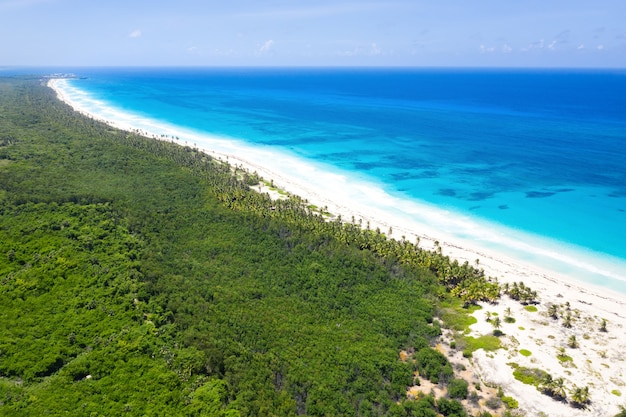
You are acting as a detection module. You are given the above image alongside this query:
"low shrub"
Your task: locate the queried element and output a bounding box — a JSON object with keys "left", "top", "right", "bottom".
{"left": 512, "top": 366, "right": 548, "bottom": 387}
{"left": 485, "top": 396, "right": 501, "bottom": 410}
{"left": 448, "top": 378, "right": 469, "bottom": 399}
{"left": 415, "top": 347, "right": 453, "bottom": 384}
{"left": 501, "top": 395, "right": 519, "bottom": 409}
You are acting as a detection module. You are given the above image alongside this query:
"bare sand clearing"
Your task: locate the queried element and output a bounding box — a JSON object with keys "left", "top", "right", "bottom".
{"left": 48, "top": 78, "right": 626, "bottom": 416}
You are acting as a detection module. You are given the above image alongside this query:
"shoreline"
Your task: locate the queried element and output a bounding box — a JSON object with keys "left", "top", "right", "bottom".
{"left": 46, "top": 78, "right": 626, "bottom": 308}
{"left": 48, "top": 78, "right": 626, "bottom": 416}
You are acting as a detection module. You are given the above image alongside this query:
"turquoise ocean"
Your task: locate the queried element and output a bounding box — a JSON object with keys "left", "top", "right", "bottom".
{"left": 52, "top": 67, "right": 626, "bottom": 293}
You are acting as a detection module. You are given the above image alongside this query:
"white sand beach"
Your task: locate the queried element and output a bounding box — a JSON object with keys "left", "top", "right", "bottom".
{"left": 48, "top": 78, "right": 626, "bottom": 416}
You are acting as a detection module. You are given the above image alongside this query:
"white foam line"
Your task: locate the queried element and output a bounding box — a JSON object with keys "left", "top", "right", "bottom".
{"left": 47, "top": 77, "right": 626, "bottom": 309}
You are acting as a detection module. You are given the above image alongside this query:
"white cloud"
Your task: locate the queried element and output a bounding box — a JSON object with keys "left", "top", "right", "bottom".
{"left": 187, "top": 46, "right": 199, "bottom": 54}
{"left": 597, "top": 44, "right": 605, "bottom": 50}
{"left": 577, "top": 44, "right": 585, "bottom": 50}
{"left": 129, "top": 29, "right": 142, "bottom": 38}
{"left": 547, "top": 40, "right": 557, "bottom": 50}
{"left": 370, "top": 43, "right": 381, "bottom": 55}
{"left": 479, "top": 45, "right": 495, "bottom": 53}
{"left": 258, "top": 39, "right": 274, "bottom": 54}
{"left": 502, "top": 44, "right": 513, "bottom": 53}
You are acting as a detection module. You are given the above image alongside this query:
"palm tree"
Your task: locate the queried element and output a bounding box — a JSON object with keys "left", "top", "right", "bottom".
{"left": 568, "top": 335, "right": 578, "bottom": 348}
{"left": 548, "top": 304, "right": 559, "bottom": 319}
{"left": 491, "top": 317, "right": 502, "bottom": 336}
{"left": 562, "top": 313, "right": 573, "bottom": 328}
{"left": 552, "top": 377, "right": 567, "bottom": 400}
{"left": 599, "top": 318, "right": 608, "bottom": 332}
{"left": 485, "top": 311, "right": 492, "bottom": 322}
{"left": 540, "top": 373, "right": 555, "bottom": 396}
{"left": 508, "top": 282, "right": 520, "bottom": 300}
{"left": 504, "top": 306, "right": 515, "bottom": 323}
{"left": 570, "top": 385, "right": 590, "bottom": 408}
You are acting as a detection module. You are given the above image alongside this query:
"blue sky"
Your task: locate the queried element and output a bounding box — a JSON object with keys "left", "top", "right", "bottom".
{"left": 1, "top": 0, "right": 625, "bottom": 67}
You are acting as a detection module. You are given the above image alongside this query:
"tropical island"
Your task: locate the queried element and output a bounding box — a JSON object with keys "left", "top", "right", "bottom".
{"left": 0, "top": 76, "right": 625, "bottom": 417}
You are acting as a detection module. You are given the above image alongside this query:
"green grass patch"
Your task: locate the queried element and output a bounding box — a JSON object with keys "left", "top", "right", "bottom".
{"left": 463, "top": 335, "right": 501, "bottom": 353}
{"left": 518, "top": 326, "right": 525, "bottom": 330}
{"left": 511, "top": 366, "right": 548, "bottom": 387}
{"left": 524, "top": 305, "right": 538, "bottom": 312}
{"left": 612, "top": 389, "right": 622, "bottom": 396}
{"left": 557, "top": 354, "right": 573, "bottom": 362}
{"left": 504, "top": 317, "right": 516, "bottom": 323}
{"left": 439, "top": 301, "right": 479, "bottom": 332}
{"left": 519, "top": 349, "right": 532, "bottom": 357}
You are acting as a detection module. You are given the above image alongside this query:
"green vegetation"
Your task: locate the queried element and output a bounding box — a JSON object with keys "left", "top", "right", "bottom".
{"left": 600, "top": 318, "right": 608, "bottom": 332}
{"left": 612, "top": 390, "right": 622, "bottom": 396}
{"left": 436, "top": 397, "right": 468, "bottom": 417}
{"left": 562, "top": 313, "right": 574, "bottom": 328}
{"left": 501, "top": 395, "right": 519, "bottom": 409}
{"left": 484, "top": 396, "right": 501, "bottom": 410}
{"left": 438, "top": 300, "right": 479, "bottom": 332}
{"left": 415, "top": 348, "right": 453, "bottom": 384}
{"left": 548, "top": 304, "right": 559, "bottom": 319}
{"left": 524, "top": 305, "right": 538, "bottom": 312}
{"left": 502, "top": 281, "right": 538, "bottom": 304}
{"left": 511, "top": 365, "right": 548, "bottom": 387}
{"left": 448, "top": 378, "right": 469, "bottom": 400}
{"left": 462, "top": 335, "right": 502, "bottom": 353}
{"left": 490, "top": 316, "right": 501, "bottom": 334}
{"left": 570, "top": 385, "right": 591, "bottom": 408}
{"left": 519, "top": 349, "right": 532, "bottom": 357}
{"left": 0, "top": 77, "right": 509, "bottom": 416}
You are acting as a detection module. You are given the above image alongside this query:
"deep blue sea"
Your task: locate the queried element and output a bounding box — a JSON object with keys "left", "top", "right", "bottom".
{"left": 51, "top": 67, "right": 626, "bottom": 292}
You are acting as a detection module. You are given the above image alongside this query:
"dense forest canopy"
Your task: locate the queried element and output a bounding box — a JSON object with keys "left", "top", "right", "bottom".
{"left": 0, "top": 77, "right": 498, "bottom": 416}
